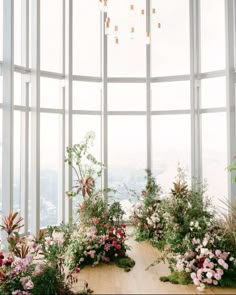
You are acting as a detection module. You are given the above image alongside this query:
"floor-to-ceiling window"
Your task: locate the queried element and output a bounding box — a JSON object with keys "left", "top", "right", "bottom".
{"left": 0, "top": 0, "right": 235, "bottom": 235}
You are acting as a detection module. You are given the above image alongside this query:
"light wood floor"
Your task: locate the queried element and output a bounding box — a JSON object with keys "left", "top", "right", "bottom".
{"left": 72, "top": 234, "right": 236, "bottom": 294}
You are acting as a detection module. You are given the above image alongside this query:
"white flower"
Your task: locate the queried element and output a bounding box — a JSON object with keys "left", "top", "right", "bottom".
{"left": 206, "top": 272, "right": 213, "bottom": 279}
{"left": 200, "top": 248, "right": 208, "bottom": 255}
{"left": 229, "top": 257, "right": 235, "bottom": 261}
{"left": 197, "top": 283, "right": 205, "bottom": 292}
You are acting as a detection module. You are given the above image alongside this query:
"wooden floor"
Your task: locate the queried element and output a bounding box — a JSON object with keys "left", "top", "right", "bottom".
{"left": 72, "top": 233, "right": 236, "bottom": 294}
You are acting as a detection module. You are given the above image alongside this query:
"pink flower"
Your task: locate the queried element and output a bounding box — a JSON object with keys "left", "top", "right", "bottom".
{"left": 89, "top": 250, "right": 96, "bottom": 259}
{"left": 214, "top": 273, "right": 221, "bottom": 281}
{"left": 206, "top": 278, "right": 212, "bottom": 284}
{"left": 216, "top": 268, "right": 224, "bottom": 276}
{"left": 104, "top": 257, "right": 110, "bottom": 263}
{"left": 93, "top": 217, "right": 99, "bottom": 225}
{"left": 218, "top": 258, "right": 225, "bottom": 266}
{"left": 222, "top": 262, "right": 228, "bottom": 270}
{"left": 193, "top": 278, "right": 200, "bottom": 286}
{"left": 215, "top": 250, "right": 222, "bottom": 257}
{"left": 213, "top": 280, "right": 218, "bottom": 285}
{"left": 104, "top": 243, "right": 111, "bottom": 252}
{"left": 24, "top": 280, "right": 34, "bottom": 290}
{"left": 209, "top": 262, "right": 215, "bottom": 269}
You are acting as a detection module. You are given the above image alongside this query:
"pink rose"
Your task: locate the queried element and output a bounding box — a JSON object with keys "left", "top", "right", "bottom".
{"left": 215, "top": 250, "right": 222, "bottom": 257}
{"left": 193, "top": 278, "right": 200, "bottom": 286}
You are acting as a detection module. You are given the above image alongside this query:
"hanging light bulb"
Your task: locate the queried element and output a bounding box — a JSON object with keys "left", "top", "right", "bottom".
{"left": 98, "top": 0, "right": 103, "bottom": 11}
{"left": 105, "top": 19, "right": 111, "bottom": 35}
{"left": 141, "top": 9, "right": 145, "bottom": 16}
{"left": 130, "top": 27, "right": 135, "bottom": 39}
{"left": 146, "top": 31, "right": 150, "bottom": 45}
{"left": 103, "top": 0, "right": 108, "bottom": 12}
{"left": 157, "top": 22, "right": 161, "bottom": 29}
{"left": 115, "top": 37, "right": 119, "bottom": 44}
{"left": 152, "top": 8, "right": 157, "bottom": 21}
{"left": 114, "top": 25, "right": 119, "bottom": 38}
{"left": 130, "top": 4, "right": 135, "bottom": 18}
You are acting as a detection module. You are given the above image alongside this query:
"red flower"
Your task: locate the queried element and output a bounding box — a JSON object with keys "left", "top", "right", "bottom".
{"left": 74, "top": 264, "right": 80, "bottom": 273}
{"left": 104, "top": 257, "right": 110, "bottom": 263}
{"left": 121, "top": 224, "right": 126, "bottom": 228}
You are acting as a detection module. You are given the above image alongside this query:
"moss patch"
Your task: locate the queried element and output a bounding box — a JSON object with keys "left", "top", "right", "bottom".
{"left": 115, "top": 257, "right": 135, "bottom": 272}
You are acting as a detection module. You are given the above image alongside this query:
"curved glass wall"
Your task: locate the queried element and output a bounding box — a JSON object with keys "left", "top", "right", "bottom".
{"left": 0, "top": 0, "right": 236, "bottom": 234}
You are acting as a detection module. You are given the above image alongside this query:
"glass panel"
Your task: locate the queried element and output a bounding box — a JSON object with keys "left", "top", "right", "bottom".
{"left": 40, "top": 78, "right": 62, "bottom": 109}
{"left": 152, "top": 81, "right": 190, "bottom": 111}
{"left": 151, "top": 0, "right": 190, "bottom": 77}
{"left": 14, "top": 72, "right": 23, "bottom": 105}
{"left": 200, "top": 0, "right": 225, "bottom": 72}
{"left": 152, "top": 115, "right": 191, "bottom": 193}
{"left": 73, "top": 0, "right": 101, "bottom": 76}
{"left": 14, "top": 0, "right": 22, "bottom": 65}
{"left": 0, "top": 0, "right": 3, "bottom": 61}
{"left": 40, "top": 113, "right": 62, "bottom": 227}
{"left": 72, "top": 115, "right": 102, "bottom": 217}
{"left": 108, "top": 116, "right": 146, "bottom": 217}
{"left": 73, "top": 81, "right": 101, "bottom": 111}
{"left": 0, "top": 110, "right": 2, "bottom": 217}
{"left": 0, "top": 76, "right": 2, "bottom": 103}
{"left": 107, "top": 0, "right": 146, "bottom": 77}
{"left": 201, "top": 77, "right": 226, "bottom": 109}
{"left": 108, "top": 83, "right": 146, "bottom": 111}
{"left": 13, "top": 111, "right": 21, "bottom": 212}
{"left": 41, "top": 0, "right": 63, "bottom": 72}
{"left": 202, "top": 113, "right": 227, "bottom": 209}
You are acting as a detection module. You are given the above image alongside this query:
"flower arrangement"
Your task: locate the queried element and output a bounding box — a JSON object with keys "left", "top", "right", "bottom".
{"left": 130, "top": 169, "right": 165, "bottom": 248}
{"left": 64, "top": 132, "right": 135, "bottom": 272}
{"left": 0, "top": 212, "right": 93, "bottom": 295}
{"left": 144, "top": 166, "right": 236, "bottom": 291}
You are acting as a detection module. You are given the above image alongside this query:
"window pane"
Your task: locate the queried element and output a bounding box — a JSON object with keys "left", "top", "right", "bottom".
{"left": 108, "top": 83, "right": 146, "bottom": 111}
{"left": 202, "top": 113, "right": 227, "bottom": 209}
{"left": 72, "top": 115, "right": 102, "bottom": 215}
{"left": 201, "top": 77, "right": 226, "bottom": 109}
{"left": 73, "top": 0, "right": 101, "bottom": 76}
{"left": 0, "top": 76, "right": 2, "bottom": 103}
{"left": 151, "top": 0, "right": 190, "bottom": 76}
{"left": 73, "top": 82, "right": 101, "bottom": 111}
{"left": 0, "top": 110, "right": 2, "bottom": 216}
{"left": 40, "top": 114, "right": 62, "bottom": 227}
{"left": 14, "top": 73, "right": 22, "bottom": 105}
{"left": 0, "top": 0, "right": 3, "bottom": 61}
{"left": 108, "top": 116, "right": 146, "bottom": 216}
{"left": 14, "top": 111, "right": 21, "bottom": 212}
{"left": 152, "top": 81, "right": 190, "bottom": 111}
{"left": 40, "top": 78, "right": 62, "bottom": 109}
{"left": 41, "top": 0, "right": 63, "bottom": 72}
{"left": 107, "top": 0, "right": 146, "bottom": 77}
{"left": 152, "top": 115, "right": 191, "bottom": 193}
{"left": 14, "top": 0, "right": 22, "bottom": 65}
{"left": 200, "top": 0, "right": 225, "bottom": 72}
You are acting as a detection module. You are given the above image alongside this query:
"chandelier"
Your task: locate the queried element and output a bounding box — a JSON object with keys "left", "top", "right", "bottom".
{"left": 98, "top": 0, "right": 161, "bottom": 44}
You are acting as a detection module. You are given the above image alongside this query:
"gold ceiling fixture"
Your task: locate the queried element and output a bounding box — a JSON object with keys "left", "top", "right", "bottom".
{"left": 98, "top": 0, "right": 161, "bottom": 44}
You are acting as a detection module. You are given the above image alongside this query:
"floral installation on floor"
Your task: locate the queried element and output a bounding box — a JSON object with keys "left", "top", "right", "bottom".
{"left": 0, "top": 212, "right": 93, "bottom": 295}
{"left": 130, "top": 169, "right": 165, "bottom": 249}
{"left": 64, "top": 132, "right": 135, "bottom": 272}
{"left": 131, "top": 165, "right": 236, "bottom": 292}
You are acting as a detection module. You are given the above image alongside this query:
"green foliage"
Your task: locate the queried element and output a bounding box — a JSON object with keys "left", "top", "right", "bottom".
{"left": 160, "top": 271, "right": 192, "bottom": 285}
{"left": 115, "top": 257, "right": 135, "bottom": 272}
{"left": 130, "top": 169, "right": 164, "bottom": 247}
{"left": 31, "top": 265, "right": 71, "bottom": 295}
